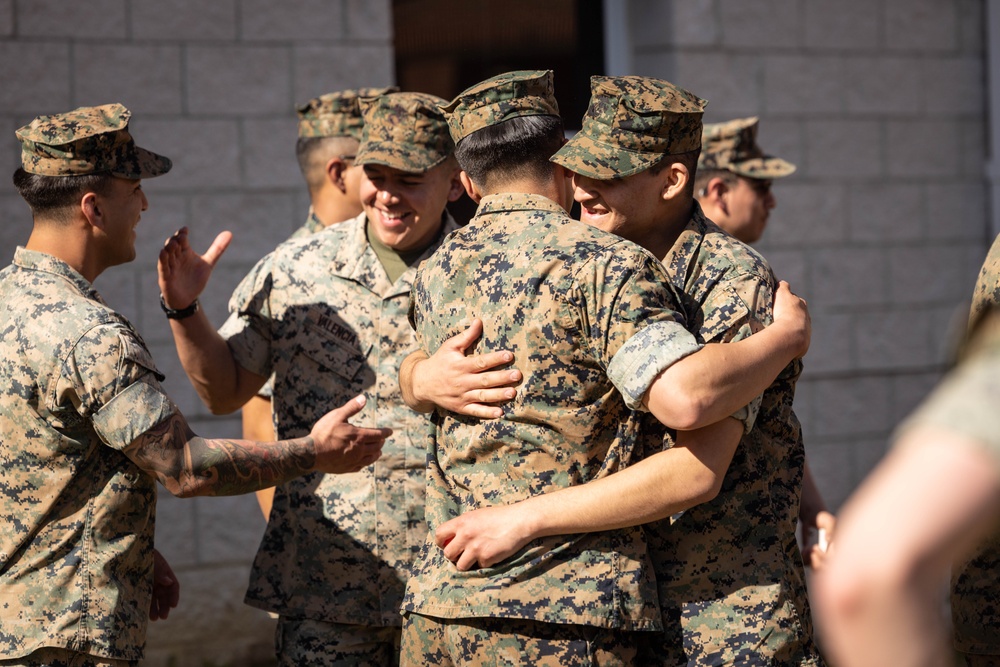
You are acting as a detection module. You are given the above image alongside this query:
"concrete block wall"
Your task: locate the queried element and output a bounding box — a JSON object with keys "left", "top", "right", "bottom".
{"left": 0, "top": 0, "right": 990, "bottom": 663}
{"left": 625, "top": 0, "right": 989, "bottom": 509}
{"left": 0, "top": 2, "right": 393, "bottom": 665}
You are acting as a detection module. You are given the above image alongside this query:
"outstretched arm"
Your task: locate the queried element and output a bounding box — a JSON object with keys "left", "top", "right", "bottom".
{"left": 436, "top": 417, "right": 743, "bottom": 570}
{"left": 158, "top": 227, "right": 265, "bottom": 414}
{"left": 126, "top": 395, "right": 390, "bottom": 498}
{"left": 645, "top": 281, "right": 811, "bottom": 430}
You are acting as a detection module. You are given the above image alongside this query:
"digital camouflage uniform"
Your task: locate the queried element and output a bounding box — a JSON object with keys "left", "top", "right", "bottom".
{"left": 646, "top": 208, "right": 821, "bottom": 666}
{"left": 950, "top": 232, "right": 1000, "bottom": 660}
{"left": 258, "top": 88, "right": 392, "bottom": 400}
{"left": 402, "top": 71, "right": 705, "bottom": 665}
{"left": 0, "top": 105, "right": 174, "bottom": 665}
{"left": 220, "top": 91, "right": 456, "bottom": 666}
{"left": 404, "top": 191, "right": 699, "bottom": 623}
{"left": 553, "top": 78, "right": 820, "bottom": 665}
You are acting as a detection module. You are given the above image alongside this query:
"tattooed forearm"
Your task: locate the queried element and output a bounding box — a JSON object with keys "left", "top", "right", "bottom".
{"left": 184, "top": 435, "right": 316, "bottom": 496}
{"left": 129, "top": 413, "right": 316, "bottom": 497}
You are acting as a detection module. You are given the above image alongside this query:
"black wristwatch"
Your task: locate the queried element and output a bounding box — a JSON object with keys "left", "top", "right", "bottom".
{"left": 159, "top": 294, "right": 200, "bottom": 320}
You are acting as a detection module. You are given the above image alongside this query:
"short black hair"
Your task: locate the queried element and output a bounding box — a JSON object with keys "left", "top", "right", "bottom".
{"left": 12, "top": 168, "right": 115, "bottom": 219}
{"left": 454, "top": 114, "right": 564, "bottom": 191}
{"left": 295, "top": 136, "right": 359, "bottom": 190}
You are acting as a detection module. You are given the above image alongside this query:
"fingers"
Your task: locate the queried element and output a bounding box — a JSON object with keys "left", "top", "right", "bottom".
{"left": 472, "top": 352, "right": 518, "bottom": 374}
{"left": 202, "top": 231, "right": 233, "bottom": 268}
{"left": 445, "top": 318, "right": 484, "bottom": 353}
{"left": 455, "top": 549, "right": 479, "bottom": 572}
{"left": 461, "top": 404, "right": 506, "bottom": 420}
{"left": 334, "top": 394, "right": 368, "bottom": 421}
{"left": 472, "top": 368, "right": 521, "bottom": 391}
{"left": 436, "top": 522, "right": 457, "bottom": 549}
{"left": 439, "top": 530, "right": 480, "bottom": 572}
{"left": 163, "top": 226, "right": 189, "bottom": 249}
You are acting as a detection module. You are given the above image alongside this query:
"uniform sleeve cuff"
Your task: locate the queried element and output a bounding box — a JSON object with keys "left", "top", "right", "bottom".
{"left": 608, "top": 321, "right": 702, "bottom": 411}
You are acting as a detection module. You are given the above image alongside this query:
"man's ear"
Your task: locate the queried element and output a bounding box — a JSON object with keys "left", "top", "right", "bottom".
{"left": 705, "top": 177, "right": 731, "bottom": 213}
{"left": 80, "top": 192, "right": 103, "bottom": 230}
{"left": 325, "top": 157, "right": 349, "bottom": 193}
{"left": 661, "top": 161, "right": 690, "bottom": 202}
{"left": 458, "top": 170, "right": 481, "bottom": 203}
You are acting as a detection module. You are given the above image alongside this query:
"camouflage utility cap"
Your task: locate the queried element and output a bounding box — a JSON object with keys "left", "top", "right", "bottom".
{"left": 16, "top": 103, "right": 171, "bottom": 178}
{"left": 552, "top": 75, "right": 706, "bottom": 179}
{"left": 355, "top": 92, "right": 454, "bottom": 173}
{"left": 441, "top": 69, "right": 560, "bottom": 143}
{"left": 699, "top": 117, "right": 795, "bottom": 179}
{"left": 297, "top": 87, "right": 398, "bottom": 140}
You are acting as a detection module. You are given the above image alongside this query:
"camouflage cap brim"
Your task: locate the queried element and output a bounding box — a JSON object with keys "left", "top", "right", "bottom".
{"left": 112, "top": 144, "right": 173, "bottom": 179}
{"left": 17, "top": 103, "right": 172, "bottom": 178}
{"left": 354, "top": 141, "right": 450, "bottom": 173}
{"left": 728, "top": 155, "right": 796, "bottom": 180}
{"left": 355, "top": 92, "right": 454, "bottom": 173}
{"left": 19, "top": 134, "right": 172, "bottom": 178}
{"left": 551, "top": 130, "right": 662, "bottom": 180}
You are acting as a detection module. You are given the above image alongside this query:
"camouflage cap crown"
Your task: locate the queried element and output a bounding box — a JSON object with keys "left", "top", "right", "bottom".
{"left": 297, "top": 86, "right": 398, "bottom": 140}
{"left": 355, "top": 92, "right": 454, "bottom": 173}
{"left": 441, "top": 70, "right": 560, "bottom": 143}
{"left": 552, "top": 75, "right": 706, "bottom": 179}
{"left": 16, "top": 103, "right": 171, "bottom": 178}
{"left": 698, "top": 116, "right": 795, "bottom": 179}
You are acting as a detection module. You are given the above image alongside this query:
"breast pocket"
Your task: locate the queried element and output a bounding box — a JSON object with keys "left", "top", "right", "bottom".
{"left": 297, "top": 322, "right": 370, "bottom": 383}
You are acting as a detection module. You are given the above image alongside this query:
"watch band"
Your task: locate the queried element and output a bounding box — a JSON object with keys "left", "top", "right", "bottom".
{"left": 159, "top": 294, "right": 200, "bottom": 320}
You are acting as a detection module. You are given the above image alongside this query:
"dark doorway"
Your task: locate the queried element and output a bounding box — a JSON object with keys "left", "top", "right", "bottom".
{"left": 393, "top": 0, "right": 605, "bottom": 223}
{"left": 393, "top": 0, "right": 604, "bottom": 129}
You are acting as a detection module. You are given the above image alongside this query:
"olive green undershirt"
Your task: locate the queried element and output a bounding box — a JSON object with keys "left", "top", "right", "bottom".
{"left": 365, "top": 219, "right": 431, "bottom": 284}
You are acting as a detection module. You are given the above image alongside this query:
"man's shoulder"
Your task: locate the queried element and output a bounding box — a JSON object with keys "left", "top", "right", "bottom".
{"left": 269, "top": 216, "right": 364, "bottom": 274}
{"left": 441, "top": 211, "right": 654, "bottom": 282}
{"left": 669, "top": 221, "right": 775, "bottom": 303}
{"left": 3, "top": 269, "right": 124, "bottom": 331}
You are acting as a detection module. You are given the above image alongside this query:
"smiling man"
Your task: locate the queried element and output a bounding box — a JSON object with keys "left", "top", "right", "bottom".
{"left": 243, "top": 88, "right": 396, "bottom": 522}
{"left": 554, "top": 77, "right": 823, "bottom": 666}
{"left": 0, "top": 104, "right": 388, "bottom": 667}
{"left": 406, "top": 76, "right": 824, "bottom": 666}
{"left": 157, "top": 91, "right": 462, "bottom": 666}
{"left": 398, "top": 71, "right": 813, "bottom": 667}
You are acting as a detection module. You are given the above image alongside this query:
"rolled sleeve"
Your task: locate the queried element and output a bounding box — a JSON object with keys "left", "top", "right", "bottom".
{"left": 219, "top": 310, "right": 272, "bottom": 378}
{"left": 219, "top": 253, "right": 278, "bottom": 378}
{"left": 730, "top": 397, "right": 762, "bottom": 434}
{"left": 93, "top": 376, "right": 180, "bottom": 449}
{"left": 608, "top": 320, "right": 702, "bottom": 410}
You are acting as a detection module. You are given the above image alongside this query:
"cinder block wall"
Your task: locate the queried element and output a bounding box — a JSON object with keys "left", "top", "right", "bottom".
{"left": 0, "top": 0, "right": 990, "bottom": 664}
{"left": 623, "top": 0, "right": 989, "bottom": 509}
{"left": 0, "top": 2, "right": 393, "bottom": 665}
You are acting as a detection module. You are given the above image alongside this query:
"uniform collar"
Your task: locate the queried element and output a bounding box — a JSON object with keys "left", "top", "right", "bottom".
{"left": 346, "top": 211, "right": 460, "bottom": 297}
{"left": 661, "top": 201, "right": 714, "bottom": 281}
{"left": 12, "top": 246, "right": 106, "bottom": 304}
{"left": 475, "top": 192, "right": 568, "bottom": 218}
